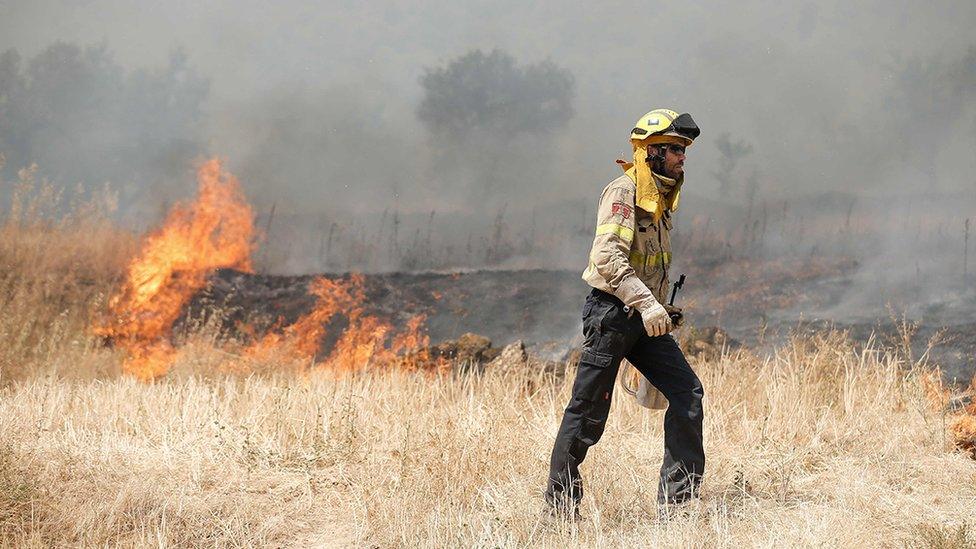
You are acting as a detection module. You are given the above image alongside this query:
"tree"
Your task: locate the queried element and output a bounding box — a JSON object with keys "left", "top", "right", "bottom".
{"left": 416, "top": 50, "right": 575, "bottom": 204}
{"left": 0, "top": 41, "right": 209, "bottom": 209}
{"left": 417, "top": 49, "right": 574, "bottom": 143}
{"left": 0, "top": 50, "right": 28, "bottom": 163}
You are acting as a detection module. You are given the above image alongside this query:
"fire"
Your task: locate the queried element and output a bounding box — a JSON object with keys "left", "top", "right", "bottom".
{"left": 99, "top": 157, "right": 437, "bottom": 379}
{"left": 922, "top": 369, "right": 976, "bottom": 460}
{"left": 246, "top": 275, "right": 442, "bottom": 372}
{"left": 96, "top": 158, "right": 255, "bottom": 379}
{"left": 948, "top": 374, "right": 976, "bottom": 459}
{"left": 950, "top": 409, "right": 976, "bottom": 459}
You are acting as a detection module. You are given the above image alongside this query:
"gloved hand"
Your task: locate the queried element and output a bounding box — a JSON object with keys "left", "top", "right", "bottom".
{"left": 639, "top": 300, "right": 672, "bottom": 337}
{"left": 664, "top": 304, "right": 684, "bottom": 328}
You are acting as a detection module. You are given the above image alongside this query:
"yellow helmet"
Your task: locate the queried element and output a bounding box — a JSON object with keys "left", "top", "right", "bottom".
{"left": 630, "top": 108, "right": 700, "bottom": 147}
{"left": 622, "top": 108, "right": 700, "bottom": 221}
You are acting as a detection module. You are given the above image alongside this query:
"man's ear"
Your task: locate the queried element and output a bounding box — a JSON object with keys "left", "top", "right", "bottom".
{"left": 646, "top": 145, "right": 663, "bottom": 163}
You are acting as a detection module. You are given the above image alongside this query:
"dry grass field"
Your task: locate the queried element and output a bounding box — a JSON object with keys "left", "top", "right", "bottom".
{"left": 1, "top": 165, "right": 975, "bottom": 547}
{"left": 2, "top": 334, "right": 976, "bottom": 547}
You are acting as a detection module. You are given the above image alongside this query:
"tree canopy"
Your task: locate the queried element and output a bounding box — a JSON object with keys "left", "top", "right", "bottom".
{"left": 417, "top": 49, "right": 574, "bottom": 142}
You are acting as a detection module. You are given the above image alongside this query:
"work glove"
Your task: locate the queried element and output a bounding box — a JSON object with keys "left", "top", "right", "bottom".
{"left": 664, "top": 304, "right": 684, "bottom": 328}
{"left": 639, "top": 300, "right": 672, "bottom": 337}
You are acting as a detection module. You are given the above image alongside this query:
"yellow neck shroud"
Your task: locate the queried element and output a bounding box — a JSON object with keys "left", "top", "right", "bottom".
{"left": 617, "top": 141, "right": 682, "bottom": 222}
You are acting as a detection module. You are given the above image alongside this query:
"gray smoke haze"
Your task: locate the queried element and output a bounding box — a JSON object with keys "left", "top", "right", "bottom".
{"left": 2, "top": 0, "right": 975, "bottom": 305}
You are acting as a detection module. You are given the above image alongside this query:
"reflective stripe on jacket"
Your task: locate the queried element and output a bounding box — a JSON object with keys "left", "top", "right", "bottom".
{"left": 581, "top": 173, "right": 672, "bottom": 308}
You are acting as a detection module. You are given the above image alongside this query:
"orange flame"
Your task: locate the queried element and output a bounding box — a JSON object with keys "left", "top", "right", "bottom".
{"left": 948, "top": 374, "right": 976, "bottom": 459}
{"left": 245, "top": 275, "right": 443, "bottom": 372}
{"left": 951, "top": 409, "right": 976, "bottom": 459}
{"left": 97, "top": 158, "right": 255, "bottom": 379}
{"left": 922, "top": 369, "right": 976, "bottom": 459}
{"left": 99, "top": 157, "right": 440, "bottom": 379}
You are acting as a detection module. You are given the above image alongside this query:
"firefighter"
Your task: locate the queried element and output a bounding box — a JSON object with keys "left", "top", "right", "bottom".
{"left": 545, "top": 108, "right": 704, "bottom": 518}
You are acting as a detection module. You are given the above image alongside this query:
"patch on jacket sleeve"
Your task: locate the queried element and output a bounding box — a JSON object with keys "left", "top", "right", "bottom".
{"left": 611, "top": 202, "right": 633, "bottom": 219}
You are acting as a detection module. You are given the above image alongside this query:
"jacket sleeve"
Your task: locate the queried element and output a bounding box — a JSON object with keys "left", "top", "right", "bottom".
{"left": 588, "top": 182, "right": 658, "bottom": 310}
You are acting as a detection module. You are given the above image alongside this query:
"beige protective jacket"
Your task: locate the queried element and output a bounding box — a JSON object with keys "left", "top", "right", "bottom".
{"left": 581, "top": 173, "right": 673, "bottom": 308}
{"left": 581, "top": 172, "right": 676, "bottom": 410}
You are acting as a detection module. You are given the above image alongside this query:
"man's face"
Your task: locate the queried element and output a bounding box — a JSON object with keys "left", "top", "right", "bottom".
{"left": 661, "top": 143, "right": 686, "bottom": 178}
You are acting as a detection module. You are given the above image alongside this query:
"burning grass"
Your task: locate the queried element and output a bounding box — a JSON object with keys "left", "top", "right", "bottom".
{"left": 94, "top": 158, "right": 256, "bottom": 380}
{"left": 89, "top": 157, "right": 440, "bottom": 380}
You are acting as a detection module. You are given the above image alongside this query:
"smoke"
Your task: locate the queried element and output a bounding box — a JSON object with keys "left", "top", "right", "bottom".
{"left": 1, "top": 1, "right": 975, "bottom": 302}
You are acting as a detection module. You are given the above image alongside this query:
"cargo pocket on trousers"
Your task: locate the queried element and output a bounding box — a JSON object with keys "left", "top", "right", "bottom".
{"left": 572, "top": 348, "right": 614, "bottom": 402}
{"left": 569, "top": 415, "right": 607, "bottom": 460}
{"left": 581, "top": 299, "right": 595, "bottom": 321}
{"left": 577, "top": 416, "right": 606, "bottom": 446}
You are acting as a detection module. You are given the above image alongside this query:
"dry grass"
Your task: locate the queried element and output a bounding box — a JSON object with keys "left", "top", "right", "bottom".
{"left": 0, "top": 162, "right": 135, "bottom": 381}
{"left": 1, "top": 164, "right": 974, "bottom": 547}
{"left": 1, "top": 334, "right": 975, "bottom": 547}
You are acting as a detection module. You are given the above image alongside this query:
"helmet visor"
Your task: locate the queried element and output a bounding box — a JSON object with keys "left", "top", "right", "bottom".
{"left": 671, "top": 113, "right": 700, "bottom": 140}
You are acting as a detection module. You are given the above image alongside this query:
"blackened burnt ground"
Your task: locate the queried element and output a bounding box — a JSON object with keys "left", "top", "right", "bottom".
{"left": 175, "top": 262, "right": 976, "bottom": 382}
